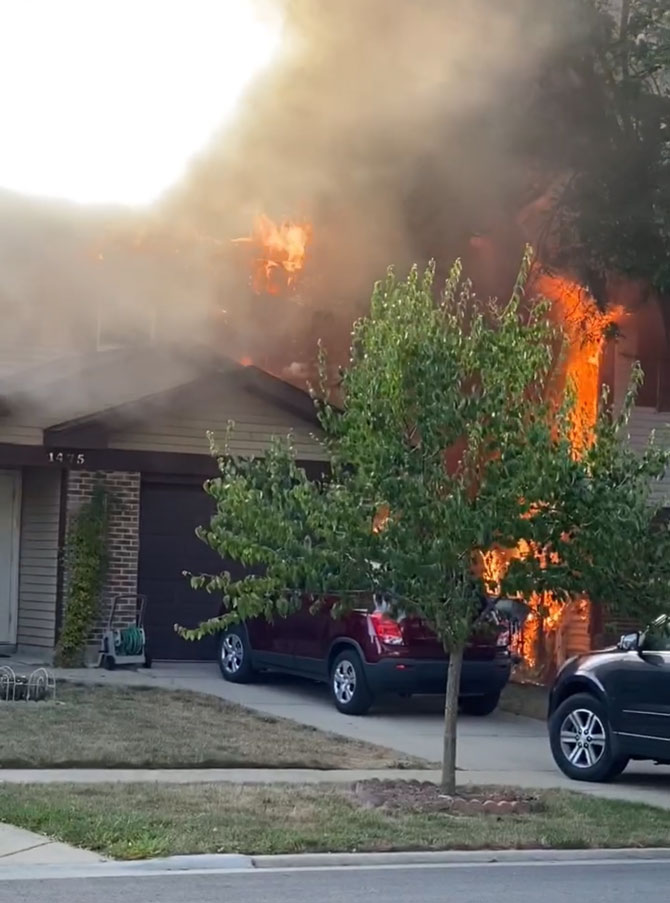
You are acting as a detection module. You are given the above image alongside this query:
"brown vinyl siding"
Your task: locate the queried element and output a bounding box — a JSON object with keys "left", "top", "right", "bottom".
{"left": 559, "top": 602, "right": 591, "bottom": 660}
{"left": 16, "top": 468, "right": 62, "bottom": 648}
{"left": 109, "top": 390, "right": 327, "bottom": 461}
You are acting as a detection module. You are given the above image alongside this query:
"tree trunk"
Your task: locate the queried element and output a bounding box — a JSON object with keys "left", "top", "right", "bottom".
{"left": 441, "top": 643, "right": 464, "bottom": 794}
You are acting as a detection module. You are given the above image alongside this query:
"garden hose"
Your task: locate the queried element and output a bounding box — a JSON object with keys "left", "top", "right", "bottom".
{"left": 115, "top": 626, "right": 145, "bottom": 656}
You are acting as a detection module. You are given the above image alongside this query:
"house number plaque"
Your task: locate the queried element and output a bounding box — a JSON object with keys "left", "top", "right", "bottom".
{"left": 48, "top": 451, "right": 86, "bottom": 465}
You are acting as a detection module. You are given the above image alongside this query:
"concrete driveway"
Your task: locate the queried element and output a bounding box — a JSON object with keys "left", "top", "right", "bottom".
{"left": 48, "top": 660, "right": 670, "bottom": 807}
{"left": 140, "top": 663, "right": 547, "bottom": 770}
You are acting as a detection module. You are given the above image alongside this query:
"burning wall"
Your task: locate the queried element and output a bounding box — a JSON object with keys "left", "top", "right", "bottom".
{"left": 479, "top": 271, "right": 626, "bottom": 679}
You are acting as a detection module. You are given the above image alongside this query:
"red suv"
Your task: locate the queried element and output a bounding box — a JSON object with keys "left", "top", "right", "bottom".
{"left": 217, "top": 596, "right": 513, "bottom": 715}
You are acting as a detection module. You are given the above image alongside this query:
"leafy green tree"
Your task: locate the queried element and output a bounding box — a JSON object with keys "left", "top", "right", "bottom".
{"left": 184, "top": 253, "right": 670, "bottom": 792}
{"left": 522, "top": 0, "right": 670, "bottom": 299}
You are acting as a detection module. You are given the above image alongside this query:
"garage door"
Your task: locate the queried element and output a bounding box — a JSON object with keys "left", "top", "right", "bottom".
{"left": 138, "top": 479, "right": 242, "bottom": 660}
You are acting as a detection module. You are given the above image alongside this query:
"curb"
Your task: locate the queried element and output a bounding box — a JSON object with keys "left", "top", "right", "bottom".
{"left": 0, "top": 855, "right": 254, "bottom": 882}
{"left": 3, "top": 847, "right": 670, "bottom": 881}
{"left": 250, "top": 847, "right": 670, "bottom": 869}
{"left": 122, "top": 853, "right": 254, "bottom": 871}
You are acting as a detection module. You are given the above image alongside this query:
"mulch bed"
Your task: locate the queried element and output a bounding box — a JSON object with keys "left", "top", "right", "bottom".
{"left": 351, "top": 779, "right": 544, "bottom": 815}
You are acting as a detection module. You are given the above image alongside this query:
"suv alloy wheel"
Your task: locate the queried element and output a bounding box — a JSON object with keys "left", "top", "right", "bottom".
{"left": 549, "top": 692, "right": 628, "bottom": 782}
{"left": 218, "top": 626, "right": 256, "bottom": 684}
{"left": 330, "top": 649, "right": 373, "bottom": 715}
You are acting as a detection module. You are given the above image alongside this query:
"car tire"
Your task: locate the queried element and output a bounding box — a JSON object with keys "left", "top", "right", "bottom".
{"left": 218, "top": 626, "right": 256, "bottom": 684}
{"left": 460, "top": 692, "right": 501, "bottom": 717}
{"left": 549, "top": 692, "right": 629, "bottom": 782}
{"left": 330, "top": 650, "right": 373, "bottom": 715}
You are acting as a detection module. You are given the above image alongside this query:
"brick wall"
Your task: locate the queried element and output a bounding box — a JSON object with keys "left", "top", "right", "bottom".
{"left": 65, "top": 470, "right": 141, "bottom": 650}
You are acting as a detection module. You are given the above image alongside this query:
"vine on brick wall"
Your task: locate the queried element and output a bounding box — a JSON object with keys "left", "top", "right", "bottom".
{"left": 55, "top": 484, "right": 109, "bottom": 667}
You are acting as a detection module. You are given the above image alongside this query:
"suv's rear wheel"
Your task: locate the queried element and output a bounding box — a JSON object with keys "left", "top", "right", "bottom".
{"left": 549, "top": 692, "right": 628, "bottom": 782}
{"left": 460, "top": 691, "right": 500, "bottom": 717}
{"left": 218, "top": 627, "right": 256, "bottom": 684}
{"left": 330, "top": 650, "right": 373, "bottom": 715}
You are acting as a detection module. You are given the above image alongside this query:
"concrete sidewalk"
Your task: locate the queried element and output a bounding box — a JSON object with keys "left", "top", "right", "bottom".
{"left": 2, "top": 766, "right": 670, "bottom": 810}
{"left": 0, "top": 822, "right": 105, "bottom": 866}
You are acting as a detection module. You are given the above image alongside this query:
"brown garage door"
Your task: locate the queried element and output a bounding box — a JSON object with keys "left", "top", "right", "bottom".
{"left": 137, "top": 478, "right": 241, "bottom": 660}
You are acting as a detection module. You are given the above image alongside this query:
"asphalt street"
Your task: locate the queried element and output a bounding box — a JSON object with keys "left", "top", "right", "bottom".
{"left": 2, "top": 861, "right": 669, "bottom": 903}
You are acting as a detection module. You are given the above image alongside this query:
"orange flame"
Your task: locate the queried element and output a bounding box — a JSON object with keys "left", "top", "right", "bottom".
{"left": 482, "top": 274, "right": 623, "bottom": 676}
{"left": 522, "top": 276, "right": 623, "bottom": 673}
{"left": 233, "top": 214, "right": 312, "bottom": 296}
{"left": 534, "top": 273, "right": 623, "bottom": 454}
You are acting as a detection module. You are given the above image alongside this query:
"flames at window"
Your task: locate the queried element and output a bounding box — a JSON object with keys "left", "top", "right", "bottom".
{"left": 232, "top": 214, "right": 312, "bottom": 296}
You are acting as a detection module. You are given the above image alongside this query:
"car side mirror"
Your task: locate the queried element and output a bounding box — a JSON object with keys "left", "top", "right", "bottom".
{"left": 618, "top": 632, "right": 641, "bottom": 652}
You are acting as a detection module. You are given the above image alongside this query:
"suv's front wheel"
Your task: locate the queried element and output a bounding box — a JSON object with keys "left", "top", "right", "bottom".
{"left": 549, "top": 692, "right": 628, "bottom": 782}
{"left": 330, "top": 650, "right": 373, "bottom": 715}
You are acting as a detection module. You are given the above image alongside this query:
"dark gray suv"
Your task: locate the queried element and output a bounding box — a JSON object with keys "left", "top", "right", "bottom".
{"left": 548, "top": 615, "right": 670, "bottom": 782}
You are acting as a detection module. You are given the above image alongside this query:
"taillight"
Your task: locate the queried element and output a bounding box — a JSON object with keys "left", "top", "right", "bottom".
{"left": 369, "top": 611, "right": 404, "bottom": 646}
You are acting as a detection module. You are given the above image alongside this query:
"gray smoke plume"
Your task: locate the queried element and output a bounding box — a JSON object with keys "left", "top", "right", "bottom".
{"left": 162, "top": 0, "right": 577, "bottom": 374}
{"left": 1, "top": 0, "right": 585, "bottom": 387}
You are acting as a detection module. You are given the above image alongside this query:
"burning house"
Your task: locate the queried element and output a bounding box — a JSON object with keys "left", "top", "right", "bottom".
{"left": 0, "top": 189, "right": 667, "bottom": 671}
{"left": 0, "top": 0, "right": 667, "bottom": 673}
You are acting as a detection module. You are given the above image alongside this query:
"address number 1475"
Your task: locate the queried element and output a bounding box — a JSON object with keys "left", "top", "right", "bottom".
{"left": 48, "top": 452, "right": 86, "bottom": 465}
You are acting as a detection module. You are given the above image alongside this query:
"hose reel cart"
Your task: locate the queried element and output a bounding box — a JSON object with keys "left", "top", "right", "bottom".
{"left": 99, "top": 594, "right": 152, "bottom": 670}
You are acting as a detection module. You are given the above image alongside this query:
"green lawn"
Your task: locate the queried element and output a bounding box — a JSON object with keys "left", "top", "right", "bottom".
{"left": 1, "top": 782, "right": 669, "bottom": 860}
{"left": 0, "top": 683, "right": 426, "bottom": 769}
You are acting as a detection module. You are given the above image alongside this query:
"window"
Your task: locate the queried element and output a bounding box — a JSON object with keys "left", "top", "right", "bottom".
{"left": 636, "top": 300, "right": 670, "bottom": 411}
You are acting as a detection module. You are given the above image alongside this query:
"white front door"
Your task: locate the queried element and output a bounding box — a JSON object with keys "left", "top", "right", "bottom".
{"left": 0, "top": 471, "right": 21, "bottom": 646}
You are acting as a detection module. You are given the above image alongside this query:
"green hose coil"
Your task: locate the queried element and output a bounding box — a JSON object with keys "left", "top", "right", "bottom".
{"left": 115, "top": 626, "right": 145, "bottom": 656}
